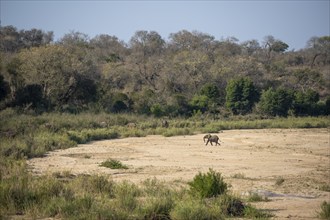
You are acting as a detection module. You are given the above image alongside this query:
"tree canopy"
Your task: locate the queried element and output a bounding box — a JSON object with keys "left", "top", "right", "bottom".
{"left": 0, "top": 25, "right": 329, "bottom": 117}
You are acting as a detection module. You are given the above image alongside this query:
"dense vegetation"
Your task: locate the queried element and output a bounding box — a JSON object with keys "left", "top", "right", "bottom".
{"left": 1, "top": 26, "right": 329, "bottom": 219}
{"left": 1, "top": 26, "right": 329, "bottom": 117}
{"left": 1, "top": 161, "right": 272, "bottom": 219}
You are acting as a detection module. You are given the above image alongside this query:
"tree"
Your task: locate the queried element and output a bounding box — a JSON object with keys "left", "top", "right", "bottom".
{"left": 0, "top": 74, "right": 10, "bottom": 101}
{"left": 15, "top": 45, "right": 99, "bottom": 110}
{"left": 200, "top": 83, "right": 220, "bottom": 102}
{"left": 216, "top": 37, "right": 242, "bottom": 57}
{"left": 258, "top": 88, "right": 294, "bottom": 117}
{"left": 14, "top": 84, "right": 45, "bottom": 109}
{"left": 5, "top": 57, "right": 24, "bottom": 99}
{"left": 170, "top": 94, "right": 191, "bottom": 116}
{"left": 129, "top": 30, "right": 165, "bottom": 90}
{"left": 90, "top": 34, "right": 127, "bottom": 63}
{"left": 169, "top": 30, "right": 215, "bottom": 52}
{"left": 0, "top": 26, "right": 20, "bottom": 52}
{"left": 241, "top": 39, "right": 261, "bottom": 55}
{"left": 150, "top": 103, "right": 165, "bottom": 117}
{"left": 225, "top": 77, "right": 258, "bottom": 115}
{"left": 111, "top": 93, "right": 131, "bottom": 113}
{"left": 291, "top": 68, "right": 324, "bottom": 92}
{"left": 190, "top": 95, "right": 209, "bottom": 113}
{"left": 59, "top": 31, "right": 89, "bottom": 47}
{"left": 263, "top": 35, "right": 289, "bottom": 61}
{"left": 0, "top": 26, "right": 53, "bottom": 52}
{"left": 306, "top": 36, "right": 330, "bottom": 66}
{"left": 293, "top": 89, "right": 320, "bottom": 116}
{"left": 19, "top": 28, "right": 53, "bottom": 48}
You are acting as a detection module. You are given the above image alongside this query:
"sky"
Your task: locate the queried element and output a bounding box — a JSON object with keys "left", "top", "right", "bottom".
{"left": 1, "top": 0, "right": 329, "bottom": 50}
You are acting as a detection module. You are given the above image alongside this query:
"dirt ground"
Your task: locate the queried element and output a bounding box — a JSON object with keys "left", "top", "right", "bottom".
{"left": 28, "top": 128, "right": 330, "bottom": 219}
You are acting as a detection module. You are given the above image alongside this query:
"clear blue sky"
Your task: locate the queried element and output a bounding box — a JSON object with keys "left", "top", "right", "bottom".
{"left": 1, "top": 0, "right": 329, "bottom": 50}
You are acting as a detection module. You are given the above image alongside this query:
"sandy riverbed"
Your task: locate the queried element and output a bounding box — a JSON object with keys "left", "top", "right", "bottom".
{"left": 28, "top": 128, "right": 329, "bottom": 219}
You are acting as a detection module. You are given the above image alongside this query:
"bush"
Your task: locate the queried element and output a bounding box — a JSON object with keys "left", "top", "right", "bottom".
{"left": 318, "top": 201, "right": 330, "bottom": 219}
{"left": 100, "top": 159, "right": 129, "bottom": 169}
{"left": 188, "top": 169, "right": 228, "bottom": 198}
{"left": 141, "top": 195, "right": 173, "bottom": 219}
{"left": 217, "top": 194, "right": 245, "bottom": 217}
{"left": 114, "top": 181, "right": 140, "bottom": 212}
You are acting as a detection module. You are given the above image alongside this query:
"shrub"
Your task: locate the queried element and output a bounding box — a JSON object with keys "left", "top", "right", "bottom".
{"left": 114, "top": 181, "right": 140, "bottom": 212}
{"left": 188, "top": 169, "right": 228, "bottom": 198}
{"left": 141, "top": 195, "right": 173, "bottom": 219}
{"left": 318, "top": 201, "right": 330, "bottom": 219}
{"left": 275, "top": 177, "right": 285, "bottom": 186}
{"left": 100, "top": 159, "right": 129, "bottom": 169}
{"left": 217, "top": 194, "right": 245, "bottom": 217}
{"left": 170, "top": 198, "right": 222, "bottom": 220}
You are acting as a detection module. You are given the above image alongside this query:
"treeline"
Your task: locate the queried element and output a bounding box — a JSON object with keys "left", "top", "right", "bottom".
{"left": 0, "top": 25, "right": 329, "bottom": 117}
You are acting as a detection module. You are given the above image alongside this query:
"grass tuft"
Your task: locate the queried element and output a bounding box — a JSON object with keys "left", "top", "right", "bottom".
{"left": 275, "top": 177, "right": 285, "bottom": 186}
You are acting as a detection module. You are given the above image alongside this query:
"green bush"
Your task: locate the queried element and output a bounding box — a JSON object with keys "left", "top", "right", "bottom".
{"left": 318, "top": 201, "right": 330, "bottom": 219}
{"left": 100, "top": 159, "right": 129, "bottom": 169}
{"left": 188, "top": 169, "right": 228, "bottom": 198}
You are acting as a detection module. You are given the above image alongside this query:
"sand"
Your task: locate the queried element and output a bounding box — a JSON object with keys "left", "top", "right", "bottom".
{"left": 28, "top": 128, "right": 330, "bottom": 219}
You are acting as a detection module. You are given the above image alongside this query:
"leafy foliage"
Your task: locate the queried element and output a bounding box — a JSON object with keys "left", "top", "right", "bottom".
{"left": 225, "top": 77, "right": 259, "bottom": 115}
{"left": 188, "top": 168, "right": 228, "bottom": 198}
{"left": 258, "top": 88, "right": 294, "bottom": 116}
{"left": 100, "top": 159, "right": 129, "bottom": 169}
{"left": 0, "top": 25, "right": 329, "bottom": 116}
